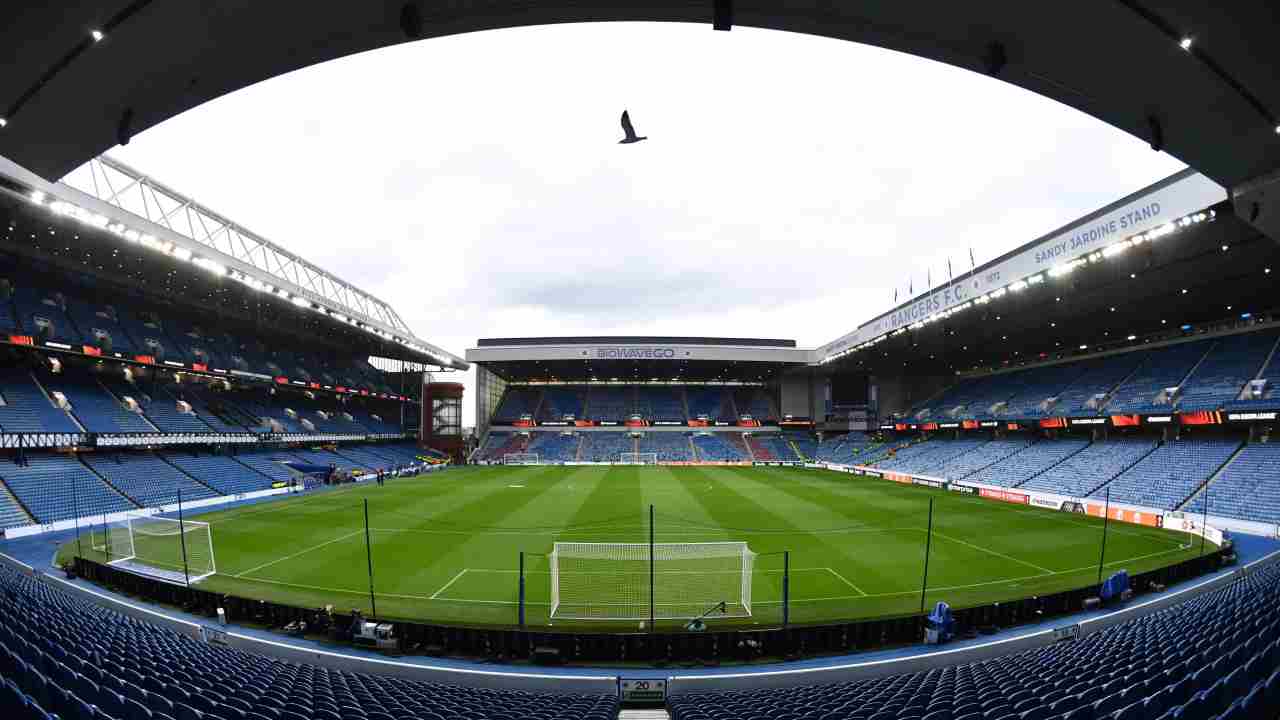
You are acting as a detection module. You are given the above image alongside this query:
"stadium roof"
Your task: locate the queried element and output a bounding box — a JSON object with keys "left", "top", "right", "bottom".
{"left": 1, "top": 2, "right": 1278, "bottom": 203}
{"left": 469, "top": 337, "right": 809, "bottom": 382}
{"left": 822, "top": 191, "right": 1280, "bottom": 379}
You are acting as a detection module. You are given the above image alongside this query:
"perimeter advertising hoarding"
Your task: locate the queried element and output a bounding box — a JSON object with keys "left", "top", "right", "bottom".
{"left": 885, "top": 472, "right": 913, "bottom": 484}
{"left": 912, "top": 478, "right": 944, "bottom": 489}
{"left": 948, "top": 483, "right": 977, "bottom": 495}
{"left": 1227, "top": 411, "right": 1277, "bottom": 422}
{"left": 1085, "top": 503, "right": 1162, "bottom": 527}
{"left": 979, "top": 487, "right": 1030, "bottom": 505}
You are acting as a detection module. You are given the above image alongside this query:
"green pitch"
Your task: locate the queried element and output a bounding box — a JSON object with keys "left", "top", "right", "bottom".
{"left": 63, "top": 465, "right": 1211, "bottom": 631}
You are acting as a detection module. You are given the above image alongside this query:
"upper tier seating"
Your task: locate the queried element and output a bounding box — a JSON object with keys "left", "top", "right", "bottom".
{"left": 0, "top": 455, "right": 135, "bottom": 523}
{"left": 1184, "top": 442, "right": 1280, "bottom": 524}
{"left": 670, "top": 561, "right": 1280, "bottom": 720}
{"left": 1097, "top": 438, "right": 1242, "bottom": 509}
{"left": 1106, "top": 340, "right": 1213, "bottom": 413}
{"left": 691, "top": 433, "right": 748, "bottom": 461}
{"left": 733, "top": 388, "right": 774, "bottom": 421}
{"left": 638, "top": 433, "right": 693, "bottom": 461}
{"left": 0, "top": 370, "right": 81, "bottom": 433}
{"left": 161, "top": 452, "right": 275, "bottom": 495}
{"left": 1053, "top": 352, "right": 1151, "bottom": 416}
{"left": 64, "top": 299, "right": 139, "bottom": 354}
{"left": 492, "top": 387, "right": 541, "bottom": 422}
{"left": 930, "top": 438, "right": 1033, "bottom": 481}
{"left": 1021, "top": 437, "right": 1158, "bottom": 497}
{"left": 100, "top": 378, "right": 212, "bottom": 433}
{"left": 0, "top": 563, "right": 620, "bottom": 720}
{"left": 579, "top": 432, "right": 634, "bottom": 462}
{"left": 11, "top": 287, "right": 82, "bottom": 345}
{"left": 538, "top": 387, "right": 585, "bottom": 422}
{"left": 82, "top": 454, "right": 219, "bottom": 508}
{"left": 1177, "top": 330, "right": 1280, "bottom": 411}
{"left": 635, "top": 387, "right": 686, "bottom": 423}
{"left": 995, "top": 363, "right": 1093, "bottom": 418}
{"left": 40, "top": 373, "right": 155, "bottom": 433}
{"left": 966, "top": 439, "right": 1090, "bottom": 488}
{"left": 685, "top": 388, "right": 736, "bottom": 421}
{"left": 527, "top": 432, "right": 580, "bottom": 462}
{"left": 585, "top": 387, "right": 629, "bottom": 423}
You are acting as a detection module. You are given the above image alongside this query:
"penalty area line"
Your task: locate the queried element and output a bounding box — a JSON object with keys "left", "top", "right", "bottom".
{"left": 825, "top": 567, "right": 867, "bottom": 596}
{"left": 430, "top": 568, "right": 469, "bottom": 599}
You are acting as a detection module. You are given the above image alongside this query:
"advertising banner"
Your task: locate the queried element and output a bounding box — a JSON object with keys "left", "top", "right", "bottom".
{"left": 979, "top": 488, "right": 1030, "bottom": 505}
{"left": 885, "top": 471, "right": 913, "bottom": 484}
{"left": 1086, "top": 504, "right": 1163, "bottom": 527}
{"left": 1179, "top": 410, "right": 1223, "bottom": 426}
{"left": 912, "top": 478, "right": 944, "bottom": 489}
{"left": 948, "top": 483, "right": 977, "bottom": 495}
{"left": 1226, "top": 411, "right": 1277, "bottom": 422}
{"left": 1110, "top": 414, "right": 1142, "bottom": 427}
{"left": 1038, "top": 417, "right": 1068, "bottom": 429}
{"left": 961, "top": 420, "right": 980, "bottom": 430}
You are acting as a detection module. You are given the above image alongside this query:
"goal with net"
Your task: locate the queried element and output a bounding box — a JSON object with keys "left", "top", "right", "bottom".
{"left": 92, "top": 512, "right": 216, "bottom": 584}
{"left": 503, "top": 453, "right": 540, "bottom": 465}
{"left": 619, "top": 452, "right": 658, "bottom": 465}
{"left": 549, "top": 541, "right": 755, "bottom": 620}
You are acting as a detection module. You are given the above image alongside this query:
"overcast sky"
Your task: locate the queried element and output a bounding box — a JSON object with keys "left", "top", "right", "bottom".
{"left": 95, "top": 23, "right": 1186, "bottom": 426}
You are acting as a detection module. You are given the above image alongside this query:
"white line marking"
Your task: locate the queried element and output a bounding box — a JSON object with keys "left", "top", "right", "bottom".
{"left": 929, "top": 530, "right": 1054, "bottom": 574}
{"left": 430, "top": 569, "right": 468, "bottom": 599}
{"left": 825, "top": 567, "right": 867, "bottom": 596}
{"left": 233, "top": 529, "right": 363, "bottom": 578}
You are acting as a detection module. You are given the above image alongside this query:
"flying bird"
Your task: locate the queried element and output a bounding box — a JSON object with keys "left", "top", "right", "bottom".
{"left": 618, "top": 110, "right": 648, "bottom": 144}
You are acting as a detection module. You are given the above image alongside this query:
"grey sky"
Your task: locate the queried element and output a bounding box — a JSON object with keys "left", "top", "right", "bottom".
{"left": 101, "top": 23, "right": 1186, "bottom": 426}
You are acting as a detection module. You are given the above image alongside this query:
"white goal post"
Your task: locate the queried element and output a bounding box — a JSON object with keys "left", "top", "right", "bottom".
{"left": 549, "top": 541, "right": 755, "bottom": 620}
{"left": 620, "top": 452, "right": 658, "bottom": 465}
{"left": 92, "top": 512, "right": 217, "bottom": 584}
{"left": 503, "top": 453, "right": 540, "bottom": 465}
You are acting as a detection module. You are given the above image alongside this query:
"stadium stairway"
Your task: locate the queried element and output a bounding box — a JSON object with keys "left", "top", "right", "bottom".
{"left": 0, "top": 481, "right": 34, "bottom": 531}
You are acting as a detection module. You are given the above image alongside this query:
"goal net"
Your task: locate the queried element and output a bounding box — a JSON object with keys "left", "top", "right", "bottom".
{"left": 620, "top": 452, "right": 658, "bottom": 465}
{"left": 92, "top": 513, "right": 216, "bottom": 584}
{"left": 503, "top": 453, "right": 540, "bottom": 465}
{"left": 550, "top": 542, "right": 755, "bottom": 620}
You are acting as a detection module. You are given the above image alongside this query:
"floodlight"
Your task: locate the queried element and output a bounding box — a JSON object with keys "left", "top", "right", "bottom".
{"left": 1179, "top": 37, "right": 1192, "bottom": 51}
{"left": 91, "top": 30, "right": 104, "bottom": 42}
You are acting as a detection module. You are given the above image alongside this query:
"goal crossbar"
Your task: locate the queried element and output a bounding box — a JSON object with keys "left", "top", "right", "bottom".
{"left": 620, "top": 452, "right": 658, "bottom": 465}
{"left": 503, "top": 453, "right": 539, "bottom": 465}
{"left": 549, "top": 541, "right": 755, "bottom": 621}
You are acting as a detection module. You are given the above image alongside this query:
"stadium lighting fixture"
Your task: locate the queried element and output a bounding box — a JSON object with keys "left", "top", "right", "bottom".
{"left": 91, "top": 30, "right": 104, "bottom": 42}
{"left": 1275, "top": 124, "right": 1280, "bottom": 134}
{"left": 30, "top": 191, "right": 45, "bottom": 204}
{"left": 171, "top": 246, "right": 192, "bottom": 261}
{"left": 1127, "top": 335, "right": 1137, "bottom": 341}
{"left": 0, "top": 117, "right": 7, "bottom": 128}
{"left": 1079, "top": 345, "right": 1088, "bottom": 350}
{"left": 1179, "top": 37, "right": 1192, "bottom": 51}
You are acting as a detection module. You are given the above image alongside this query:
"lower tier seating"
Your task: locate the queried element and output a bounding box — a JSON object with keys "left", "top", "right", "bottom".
{"left": 82, "top": 454, "right": 219, "bottom": 508}
{"left": 0, "top": 455, "right": 135, "bottom": 523}
{"left": 1184, "top": 443, "right": 1280, "bottom": 524}
{"left": 0, "top": 563, "right": 619, "bottom": 720}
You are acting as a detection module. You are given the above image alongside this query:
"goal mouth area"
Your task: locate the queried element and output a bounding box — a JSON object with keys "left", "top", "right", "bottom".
{"left": 551, "top": 599, "right": 753, "bottom": 621}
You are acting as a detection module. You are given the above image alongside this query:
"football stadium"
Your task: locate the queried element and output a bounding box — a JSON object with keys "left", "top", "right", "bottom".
{"left": 3, "top": 5, "right": 1280, "bottom": 720}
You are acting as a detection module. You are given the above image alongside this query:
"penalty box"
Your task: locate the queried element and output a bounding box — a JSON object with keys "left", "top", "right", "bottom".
{"left": 429, "top": 566, "right": 859, "bottom": 606}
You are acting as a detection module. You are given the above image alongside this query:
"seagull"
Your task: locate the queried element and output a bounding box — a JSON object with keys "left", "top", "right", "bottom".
{"left": 618, "top": 110, "right": 648, "bottom": 144}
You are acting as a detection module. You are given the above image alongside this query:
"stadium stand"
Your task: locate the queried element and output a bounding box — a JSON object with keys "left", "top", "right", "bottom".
{"left": 527, "top": 432, "right": 580, "bottom": 462}
{"left": 579, "top": 432, "right": 634, "bottom": 462}
{"left": 745, "top": 434, "right": 800, "bottom": 461}
{"left": 635, "top": 386, "right": 686, "bottom": 423}
{"left": 99, "top": 377, "right": 212, "bottom": 433}
{"left": 82, "top": 453, "right": 219, "bottom": 508}
{"left": 1052, "top": 352, "right": 1151, "bottom": 416}
{"left": 39, "top": 372, "right": 155, "bottom": 434}
{"left": 1097, "top": 437, "right": 1242, "bottom": 509}
{"left": 230, "top": 450, "right": 298, "bottom": 486}
{"left": 786, "top": 432, "right": 819, "bottom": 461}
{"left": 638, "top": 432, "right": 694, "bottom": 461}
{"left": 965, "top": 438, "right": 1090, "bottom": 488}
{"left": 11, "top": 287, "right": 82, "bottom": 345}
{"left": 1020, "top": 437, "right": 1158, "bottom": 498}
{"left": 0, "top": 455, "right": 135, "bottom": 523}
{"left": 814, "top": 433, "right": 876, "bottom": 464}
{"left": 1184, "top": 442, "right": 1280, "bottom": 524}
{"left": 1105, "top": 340, "right": 1214, "bottom": 413}
{"left": 685, "top": 387, "right": 736, "bottom": 422}
{"left": 0, "top": 369, "right": 81, "bottom": 433}
{"left": 161, "top": 452, "right": 275, "bottom": 495}
{"left": 491, "top": 387, "right": 541, "bottom": 422}
{"left": 0, "top": 563, "right": 621, "bottom": 720}
{"left": 1177, "top": 330, "right": 1280, "bottom": 411}
{"left": 0, "top": 488, "right": 30, "bottom": 531}
{"left": 733, "top": 388, "right": 775, "bottom": 421}
{"left": 63, "top": 299, "right": 139, "bottom": 355}
{"left": 875, "top": 439, "right": 988, "bottom": 475}
{"left": 930, "top": 437, "right": 1033, "bottom": 481}
{"left": 691, "top": 433, "right": 748, "bottom": 461}
{"left": 669, "top": 561, "right": 1280, "bottom": 720}
{"left": 538, "top": 387, "right": 585, "bottom": 422}
{"left": 473, "top": 432, "right": 527, "bottom": 462}
{"left": 585, "top": 386, "right": 630, "bottom": 423}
